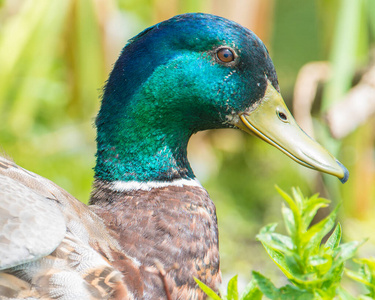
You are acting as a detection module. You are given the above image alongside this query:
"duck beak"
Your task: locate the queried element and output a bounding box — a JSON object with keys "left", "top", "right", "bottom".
{"left": 235, "top": 82, "right": 349, "bottom": 183}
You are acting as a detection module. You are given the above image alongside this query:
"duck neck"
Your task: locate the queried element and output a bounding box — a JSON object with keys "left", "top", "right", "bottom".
{"left": 94, "top": 96, "right": 195, "bottom": 183}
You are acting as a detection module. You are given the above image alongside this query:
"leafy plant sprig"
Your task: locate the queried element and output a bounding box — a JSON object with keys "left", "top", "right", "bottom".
{"left": 345, "top": 258, "right": 375, "bottom": 299}
{"left": 255, "top": 187, "right": 364, "bottom": 299}
{"left": 195, "top": 187, "right": 366, "bottom": 299}
{"left": 195, "top": 275, "right": 262, "bottom": 300}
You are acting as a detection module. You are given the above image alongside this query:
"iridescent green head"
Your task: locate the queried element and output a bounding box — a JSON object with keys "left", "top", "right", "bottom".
{"left": 95, "top": 13, "right": 348, "bottom": 183}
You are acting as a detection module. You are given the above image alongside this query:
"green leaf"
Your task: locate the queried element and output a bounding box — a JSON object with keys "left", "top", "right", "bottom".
{"left": 276, "top": 186, "right": 299, "bottom": 219}
{"left": 303, "top": 206, "right": 338, "bottom": 253}
{"left": 252, "top": 271, "right": 281, "bottom": 299}
{"left": 354, "top": 257, "right": 375, "bottom": 276}
{"left": 308, "top": 255, "right": 329, "bottom": 267}
{"left": 261, "top": 243, "right": 294, "bottom": 279}
{"left": 279, "top": 285, "right": 314, "bottom": 300}
{"left": 227, "top": 275, "right": 238, "bottom": 300}
{"left": 325, "top": 223, "right": 342, "bottom": 250}
{"left": 301, "top": 196, "right": 330, "bottom": 231}
{"left": 194, "top": 277, "right": 222, "bottom": 300}
{"left": 336, "top": 287, "right": 357, "bottom": 300}
{"left": 282, "top": 204, "right": 296, "bottom": 237}
{"left": 333, "top": 240, "right": 364, "bottom": 266}
{"left": 239, "top": 279, "right": 262, "bottom": 300}
{"left": 292, "top": 187, "right": 304, "bottom": 212}
{"left": 346, "top": 257, "right": 375, "bottom": 298}
{"left": 314, "top": 288, "right": 337, "bottom": 299}
{"left": 345, "top": 268, "right": 370, "bottom": 286}
{"left": 320, "top": 262, "right": 344, "bottom": 288}
{"left": 259, "top": 223, "right": 278, "bottom": 235}
{"left": 313, "top": 254, "right": 333, "bottom": 275}
{"left": 257, "top": 232, "right": 294, "bottom": 254}
{"left": 284, "top": 254, "right": 304, "bottom": 276}
{"left": 253, "top": 271, "right": 315, "bottom": 300}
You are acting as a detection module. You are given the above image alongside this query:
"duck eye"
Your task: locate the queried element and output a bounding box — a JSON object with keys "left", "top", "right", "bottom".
{"left": 217, "top": 48, "right": 235, "bottom": 63}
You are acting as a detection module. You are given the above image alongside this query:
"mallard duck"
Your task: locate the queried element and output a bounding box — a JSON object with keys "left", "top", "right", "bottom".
{"left": 0, "top": 13, "right": 348, "bottom": 300}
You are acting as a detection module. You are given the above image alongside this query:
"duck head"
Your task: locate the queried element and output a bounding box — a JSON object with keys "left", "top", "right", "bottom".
{"left": 95, "top": 13, "right": 348, "bottom": 183}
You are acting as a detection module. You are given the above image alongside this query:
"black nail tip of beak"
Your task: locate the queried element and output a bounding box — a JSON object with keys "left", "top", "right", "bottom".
{"left": 336, "top": 160, "right": 349, "bottom": 184}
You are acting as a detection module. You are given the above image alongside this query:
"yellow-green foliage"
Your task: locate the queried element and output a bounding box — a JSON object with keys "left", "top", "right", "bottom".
{"left": 196, "top": 188, "right": 371, "bottom": 299}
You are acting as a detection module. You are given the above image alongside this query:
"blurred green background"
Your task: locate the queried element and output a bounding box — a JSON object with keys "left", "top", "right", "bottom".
{"left": 0, "top": 0, "right": 374, "bottom": 291}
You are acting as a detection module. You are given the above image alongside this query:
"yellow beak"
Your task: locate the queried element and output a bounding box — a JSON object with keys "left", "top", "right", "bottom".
{"left": 235, "top": 82, "right": 349, "bottom": 183}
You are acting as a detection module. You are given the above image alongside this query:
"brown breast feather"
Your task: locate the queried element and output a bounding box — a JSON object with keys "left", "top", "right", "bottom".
{"left": 91, "top": 181, "right": 222, "bottom": 300}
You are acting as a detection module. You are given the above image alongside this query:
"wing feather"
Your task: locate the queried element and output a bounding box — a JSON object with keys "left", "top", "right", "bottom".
{"left": 0, "top": 174, "right": 66, "bottom": 270}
